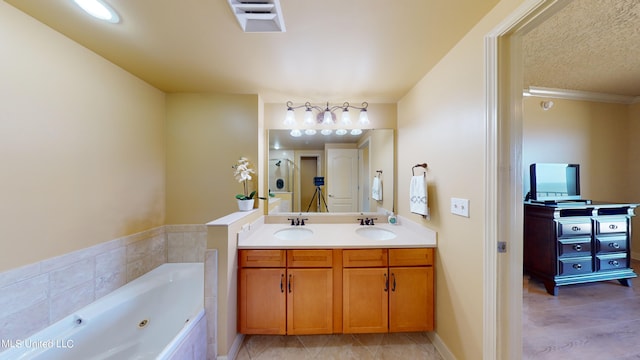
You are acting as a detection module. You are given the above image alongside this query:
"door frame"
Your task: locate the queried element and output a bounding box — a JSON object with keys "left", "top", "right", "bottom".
{"left": 485, "top": 0, "right": 565, "bottom": 358}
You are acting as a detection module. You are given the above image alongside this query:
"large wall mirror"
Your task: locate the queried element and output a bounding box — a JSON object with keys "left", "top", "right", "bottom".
{"left": 268, "top": 129, "right": 394, "bottom": 214}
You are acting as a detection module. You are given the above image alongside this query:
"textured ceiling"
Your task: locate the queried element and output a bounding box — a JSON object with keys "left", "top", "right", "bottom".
{"left": 3, "top": 0, "right": 499, "bottom": 103}
{"left": 523, "top": 0, "right": 640, "bottom": 97}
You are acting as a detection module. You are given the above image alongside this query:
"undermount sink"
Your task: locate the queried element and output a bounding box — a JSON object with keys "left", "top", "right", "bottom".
{"left": 274, "top": 227, "right": 314, "bottom": 240}
{"left": 355, "top": 227, "right": 397, "bottom": 240}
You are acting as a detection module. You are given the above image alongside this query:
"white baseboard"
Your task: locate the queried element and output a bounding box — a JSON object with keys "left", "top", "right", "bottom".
{"left": 427, "top": 331, "right": 456, "bottom": 360}
{"left": 217, "top": 334, "right": 244, "bottom": 360}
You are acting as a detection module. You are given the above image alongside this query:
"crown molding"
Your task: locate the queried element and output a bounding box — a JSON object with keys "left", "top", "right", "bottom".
{"left": 523, "top": 86, "right": 640, "bottom": 104}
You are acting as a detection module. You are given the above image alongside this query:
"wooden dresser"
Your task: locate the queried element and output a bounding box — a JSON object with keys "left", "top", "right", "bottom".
{"left": 523, "top": 201, "right": 638, "bottom": 295}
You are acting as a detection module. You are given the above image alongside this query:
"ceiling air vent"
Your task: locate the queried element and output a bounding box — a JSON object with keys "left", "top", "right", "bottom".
{"left": 227, "top": 0, "right": 286, "bottom": 33}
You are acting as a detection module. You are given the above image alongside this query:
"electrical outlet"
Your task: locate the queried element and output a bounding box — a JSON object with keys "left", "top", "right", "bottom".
{"left": 451, "top": 197, "right": 470, "bottom": 217}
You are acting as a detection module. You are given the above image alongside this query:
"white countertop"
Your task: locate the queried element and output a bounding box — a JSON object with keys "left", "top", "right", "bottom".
{"left": 237, "top": 218, "right": 437, "bottom": 249}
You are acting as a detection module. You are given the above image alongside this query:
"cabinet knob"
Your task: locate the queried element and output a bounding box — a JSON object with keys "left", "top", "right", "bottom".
{"left": 608, "top": 242, "right": 621, "bottom": 249}
{"left": 572, "top": 263, "right": 582, "bottom": 270}
{"left": 609, "top": 224, "right": 618, "bottom": 230}
{"left": 572, "top": 244, "right": 582, "bottom": 251}
{"left": 609, "top": 260, "right": 620, "bottom": 267}
{"left": 571, "top": 226, "right": 581, "bottom": 232}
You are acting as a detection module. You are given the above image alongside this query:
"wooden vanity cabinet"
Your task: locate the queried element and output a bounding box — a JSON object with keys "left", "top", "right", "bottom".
{"left": 342, "top": 248, "right": 435, "bottom": 333}
{"left": 286, "top": 250, "right": 333, "bottom": 334}
{"left": 240, "top": 247, "right": 435, "bottom": 335}
{"left": 388, "top": 248, "right": 434, "bottom": 332}
{"left": 238, "top": 249, "right": 333, "bottom": 335}
{"left": 238, "top": 250, "right": 286, "bottom": 334}
{"left": 343, "top": 249, "right": 389, "bottom": 333}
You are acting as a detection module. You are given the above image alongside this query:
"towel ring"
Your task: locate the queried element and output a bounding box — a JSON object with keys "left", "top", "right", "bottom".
{"left": 412, "top": 163, "right": 428, "bottom": 176}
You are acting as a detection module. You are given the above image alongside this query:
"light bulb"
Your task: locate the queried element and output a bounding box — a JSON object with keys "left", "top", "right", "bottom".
{"left": 336, "top": 129, "right": 347, "bottom": 136}
{"left": 350, "top": 129, "right": 362, "bottom": 136}
{"left": 304, "top": 109, "right": 315, "bottom": 126}
{"left": 321, "top": 129, "right": 332, "bottom": 135}
{"left": 358, "top": 109, "right": 370, "bottom": 126}
{"left": 323, "top": 111, "right": 334, "bottom": 125}
{"left": 341, "top": 109, "right": 351, "bottom": 125}
{"left": 304, "top": 129, "right": 317, "bottom": 135}
{"left": 284, "top": 109, "right": 296, "bottom": 126}
{"left": 290, "top": 129, "right": 302, "bottom": 137}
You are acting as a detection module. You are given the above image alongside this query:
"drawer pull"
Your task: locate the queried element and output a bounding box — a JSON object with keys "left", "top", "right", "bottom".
{"left": 609, "top": 224, "right": 618, "bottom": 230}
{"left": 609, "top": 260, "right": 620, "bottom": 267}
{"left": 608, "top": 242, "right": 621, "bottom": 249}
{"left": 572, "top": 263, "right": 582, "bottom": 270}
{"left": 280, "top": 274, "right": 284, "bottom": 293}
{"left": 391, "top": 273, "right": 397, "bottom": 292}
{"left": 571, "top": 226, "right": 581, "bottom": 232}
{"left": 572, "top": 244, "right": 582, "bottom": 251}
{"left": 384, "top": 273, "right": 388, "bottom": 292}
{"left": 288, "top": 274, "right": 292, "bottom": 293}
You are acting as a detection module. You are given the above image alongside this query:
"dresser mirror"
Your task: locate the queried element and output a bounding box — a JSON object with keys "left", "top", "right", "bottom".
{"left": 268, "top": 129, "right": 394, "bottom": 214}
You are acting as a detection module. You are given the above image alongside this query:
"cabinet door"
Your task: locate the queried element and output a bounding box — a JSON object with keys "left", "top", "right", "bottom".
{"left": 343, "top": 268, "right": 388, "bottom": 333}
{"left": 238, "top": 268, "right": 286, "bottom": 334}
{"left": 389, "top": 267, "right": 434, "bottom": 332}
{"left": 287, "top": 268, "right": 333, "bottom": 334}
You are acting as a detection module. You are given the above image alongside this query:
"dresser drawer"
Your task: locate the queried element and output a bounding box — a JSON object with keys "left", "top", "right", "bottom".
{"left": 596, "top": 254, "right": 628, "bottom": 271}
{"left": 595, "top": 235, "right": 628, "bottom": 253}
{"left": 558, "top": 238, "right": 591, "bottom": 257}
{"left": 239, "top": 249, "right": 286, "bottom": 268}
{"left": 595, "top": 218, "right": 628, "bottom": 234}
{"left": 558, "top": 257, "right": 593, "bottom": 276}
{"left": 343, "top": 249, "right": 388, "bottom": 267}
{"left": 557, "top": 220, "right": 592, "bottom": 237}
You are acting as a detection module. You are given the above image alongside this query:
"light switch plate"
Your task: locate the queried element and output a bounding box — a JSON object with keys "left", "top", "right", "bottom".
{"left": 451, "top": 197, "right": 470, "bottom": 217}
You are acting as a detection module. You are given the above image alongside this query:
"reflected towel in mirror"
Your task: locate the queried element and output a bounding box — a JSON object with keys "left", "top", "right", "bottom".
{"left": 372, "top": 176, "right": 382, "bottom": 201}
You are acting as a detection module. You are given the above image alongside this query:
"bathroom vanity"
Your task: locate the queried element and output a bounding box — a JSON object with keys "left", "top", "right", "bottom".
{"left": 237, "top": 221, "right": 436, "bottom": 335}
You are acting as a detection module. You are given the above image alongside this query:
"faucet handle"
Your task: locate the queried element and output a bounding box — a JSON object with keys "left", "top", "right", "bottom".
{"left": 300, "top": 218, "right": 309, "bottom": 226}
{"left": 370, "top": 217, "right": 377, "bottom": 225}
{"left": 357, "top": 218, "right": 365, "bottom": 226}
{"left": 287, "top": 218, "right": 295, "bottom": 226}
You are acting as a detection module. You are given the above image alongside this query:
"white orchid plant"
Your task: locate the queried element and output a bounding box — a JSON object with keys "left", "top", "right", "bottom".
{"left": 233, "top": 157, "right": 258, "bottom": 200}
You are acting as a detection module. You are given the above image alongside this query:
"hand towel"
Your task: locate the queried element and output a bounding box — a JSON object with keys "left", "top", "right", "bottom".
{"left": 410, "top": 175, "right": 429, "bottom": 216}
{"left": 372, "top": 176, "right": 382, "bottom": 201}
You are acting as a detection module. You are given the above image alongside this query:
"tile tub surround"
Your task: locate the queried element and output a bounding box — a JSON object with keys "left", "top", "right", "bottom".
{"left": 0, "top": 224, "right": 207, "bottom": 349}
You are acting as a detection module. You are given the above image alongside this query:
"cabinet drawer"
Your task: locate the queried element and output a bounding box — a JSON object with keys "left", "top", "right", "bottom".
{"left": 595, "top": 235, "right": 628, "bottom": 253}
{"left": 343, "top": 249, "right": 388, "bottom": 267}
{"left": 557, "top": 220, "right": 592, "bottom": 237}
{"left": 287, "top": 249, "right": 333, "bottom": 268}
{"left": 558, "top": 238, "right": 591, "bottom": 257}
{"left": 596, "top": 254, "right": 628, "bottom": 271}
{"left": 239, "top": 249, "right": 286, "bottom": 268}
{"left": 595, "top": 218, "right": 627, "bottom": 234}
{"left": 389, "top": 248, "right": 434, "bottom": 266}
{"left": 558, "top": 257, "right": 593, "bottom": 276}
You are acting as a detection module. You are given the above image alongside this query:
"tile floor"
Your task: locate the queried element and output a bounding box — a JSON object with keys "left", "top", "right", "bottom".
{"left": 236, "top": 332, "right": 442, "bottom": 360}
{"left": 523, "top": 259, "right": 640, "bottom": 359}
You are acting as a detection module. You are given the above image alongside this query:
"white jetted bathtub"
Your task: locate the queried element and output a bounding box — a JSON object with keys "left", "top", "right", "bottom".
{"left": 0, "top": 263, "right": 205, "bottom": 360}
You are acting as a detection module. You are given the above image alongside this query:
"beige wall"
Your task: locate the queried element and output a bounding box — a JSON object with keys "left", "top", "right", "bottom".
{"left": 0, "top": 2, "right": 166, "bottom": 273}
{"left": 523, "top": 97, "right": 630, "bottom": 202}
{"left": 165, "top": 93, "right": 260, "bottom": 224}
{"left": 629, "top": 102, "right": 640, "bottom": 256}
{"left": 397, "top": 0, "right": 525, "bottom": 358}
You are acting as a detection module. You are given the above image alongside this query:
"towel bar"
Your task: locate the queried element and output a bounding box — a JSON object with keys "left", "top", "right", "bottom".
{"left": 412, "top": 163, "right": 428, "bottom": 176}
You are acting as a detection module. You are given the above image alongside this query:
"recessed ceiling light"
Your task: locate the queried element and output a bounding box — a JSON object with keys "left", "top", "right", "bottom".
{"left": 73, "top": 0, "right": 120, "bottom": 23}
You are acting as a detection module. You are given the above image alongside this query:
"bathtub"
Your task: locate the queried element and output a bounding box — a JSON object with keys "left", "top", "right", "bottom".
{"left": 0, "top": 263, "right": 205, "bottom": 360}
